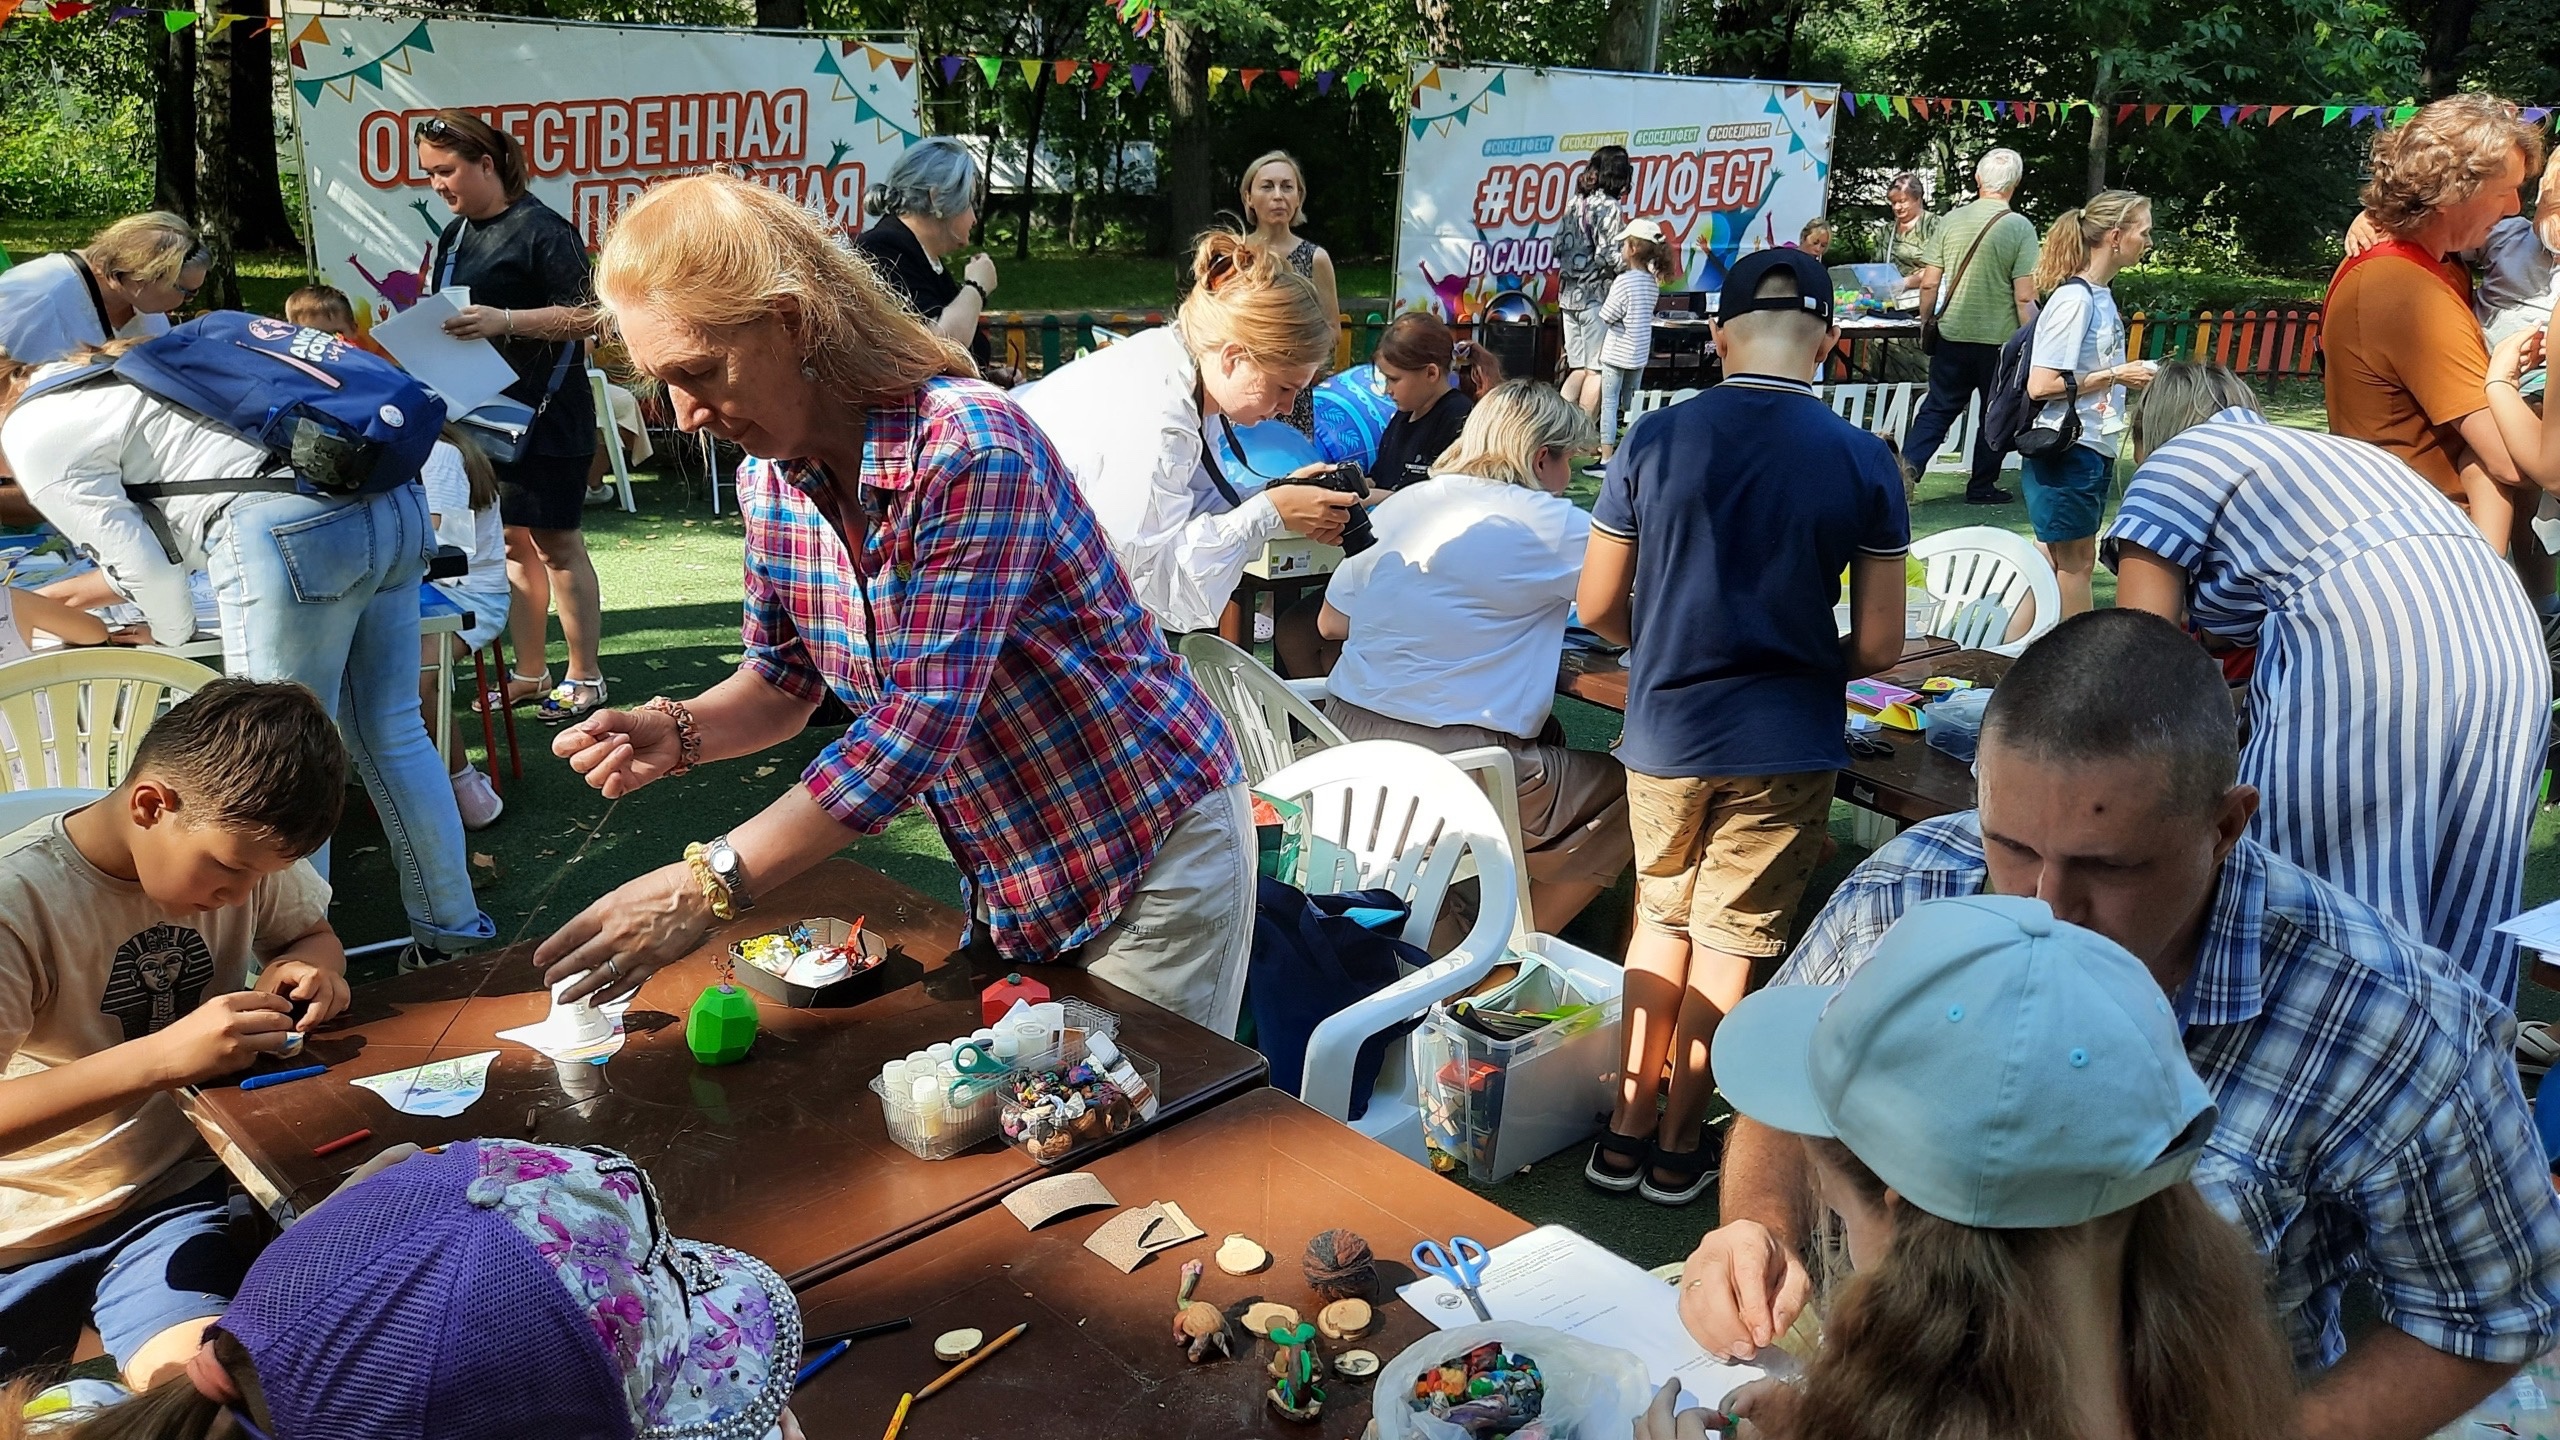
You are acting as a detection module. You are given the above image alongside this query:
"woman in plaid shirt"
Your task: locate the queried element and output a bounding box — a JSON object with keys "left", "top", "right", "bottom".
{"left": 531, "top": 173, "right": 1256, "bottom": 1032}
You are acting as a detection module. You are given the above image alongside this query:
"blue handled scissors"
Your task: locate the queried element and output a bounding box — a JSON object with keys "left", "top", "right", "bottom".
{"left": 1412, "top": 1235, "right": 1492, "bottom": 1321}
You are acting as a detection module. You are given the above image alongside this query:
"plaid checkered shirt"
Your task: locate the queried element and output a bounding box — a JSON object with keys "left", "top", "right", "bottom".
{"left": 1775, "top": 814, "right": 2560, "bottom": 1371}
{"left": 737, "top": 375, "right": 1241, "bottom": 961}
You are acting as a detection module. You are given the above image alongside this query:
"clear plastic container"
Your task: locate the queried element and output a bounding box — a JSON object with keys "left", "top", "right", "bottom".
{"left": 867, "top": 1000, "right": 1124, "bottom": 1161}
{"left": 998, "top": 1044, "right": 1162, "bottom": 1165}
{"left": 1417, "top": 936, "right": 1625, "bottom": 1183}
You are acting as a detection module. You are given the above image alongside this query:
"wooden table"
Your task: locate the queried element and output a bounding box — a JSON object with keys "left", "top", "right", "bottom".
{"left": 1557, "top": 644, "right": 2006, "bottom": 827}
{"left": 1556, "top": 632, "right": 1961, "bottom": 713}
{"left": 180, "top": 859, "right": 1269, "bottom": 1288}
{"left": 788, "top": 1089, "right": 1534, "bottom": 1439}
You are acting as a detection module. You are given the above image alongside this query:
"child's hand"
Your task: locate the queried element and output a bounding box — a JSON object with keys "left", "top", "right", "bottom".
{"left": 255, "top": 961, "right": 350, "bottom": 1031}
{"left": 144, "top": 992, "right": 294, "bottom": 1085}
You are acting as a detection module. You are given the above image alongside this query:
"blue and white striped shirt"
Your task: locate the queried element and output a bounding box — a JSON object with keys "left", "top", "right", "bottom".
{"left": 2104, "top": 408, "right": 2548, "bottom": 1002}
{"left": 1775, "top": 814, "right": 2560, "bottom": 1371}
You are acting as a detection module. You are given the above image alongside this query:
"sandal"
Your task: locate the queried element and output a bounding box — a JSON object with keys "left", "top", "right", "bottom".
{"left": 502, "top": 668, "right": 551, "bottom": 708}
{"left": 2521, "top": 1019, "right": 2560, "bottom": 1077}
{"left": 1640, "top": 1121, "right": 1726, "bottom": 1207}
{"left": 1583, "top": 1126, "right": 1651, "bottom": 1194}
{"left": 535, "top": 676, "right": 608, "bottom": 724}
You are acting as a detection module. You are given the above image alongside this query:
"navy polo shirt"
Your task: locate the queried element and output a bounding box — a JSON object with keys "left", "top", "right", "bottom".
{"left": 1591, "top": 373, "right": 1911, "bottom": 778}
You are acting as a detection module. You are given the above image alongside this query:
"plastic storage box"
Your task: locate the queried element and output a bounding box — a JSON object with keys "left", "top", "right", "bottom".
{"left": 1416, "top": 934, "right": 1625, "bottom": 1183}
{"left": 868, "top": 1000, "right": 1121, "bottom": 1161}
{"left": 997, "top": 1044, "right": 1162, "bottom": 1165}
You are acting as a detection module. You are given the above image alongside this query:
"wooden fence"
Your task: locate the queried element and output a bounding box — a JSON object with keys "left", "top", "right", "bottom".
{"left": 981, "top": 304, "right": 2329, "bottom": 383}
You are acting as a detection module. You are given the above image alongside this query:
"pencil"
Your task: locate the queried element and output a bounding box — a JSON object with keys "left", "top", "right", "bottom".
{"left": 880, "top": 1392, "right": 913, "bottom": 1440}
{"left": 913, "top": 1321, "right": 1026, "bottom": 1402}
{"left": 805, "top": 1317, "right": 912, "bottom": 1350}
{"left": 311, "top": 1127, "right": 372, "bottom": 1158}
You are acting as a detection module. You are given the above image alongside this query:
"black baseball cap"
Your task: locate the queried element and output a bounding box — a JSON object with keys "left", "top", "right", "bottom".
{"left": 1717, "top": 247, "right": 1836, "bottom": 324}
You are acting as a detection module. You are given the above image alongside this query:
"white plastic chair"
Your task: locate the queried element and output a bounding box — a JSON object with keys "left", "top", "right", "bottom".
{"left": 1178, "top": 634, "right": 1348, "bottom": 786}
{"left": 0, "top": 651, "right": 220, "bottom": 793}
{"left": 588, "top": 371, "right": 638, "bottom": 514}
{"left": 1260, "top": 740, "right": 1522, "bottom": 1161}
{"left": 1910, "top": 526, "right": 2062, "bottom": 657}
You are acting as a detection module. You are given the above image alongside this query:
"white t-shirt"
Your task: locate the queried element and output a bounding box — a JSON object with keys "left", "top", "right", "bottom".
{"left": 1015, "top": 325, "right": 1285, "bottom": 634}
{"left": 1324, "top": 473, "right": 1591, "bottom": 738}
{"left": 2028, "top": 279, "right": 2128, "bottom": 454}
{"left": 0, "top": 813, "right": 330, "bottom": 1260}
{"left": 1597, "top": 270, "right": 1661, "bottom": 370}
{"left": 0, "top": 372, "right": 267, "bottom": 646}
{"left": 421, "top": 440, "right": 508, "bottom": 614}
{"left": 0, "top": 254, "right": 171, "bottom": 367}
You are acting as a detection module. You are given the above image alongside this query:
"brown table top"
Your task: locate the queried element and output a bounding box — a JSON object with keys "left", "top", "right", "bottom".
{"left": 1556, "top": 645, "right": 2007, "bottom": 827}
{"left": 181, "top": 859, "right": 1269, "bottom": 1289}
{"left": 1555, "top": 632, "right": 1962, "bottom": 714}
{"left": 788, "top": 1088, "right": 1535, "bottom": 1440}
{"left": 1834, "top": 649, "right": 2013, "bottom": 825}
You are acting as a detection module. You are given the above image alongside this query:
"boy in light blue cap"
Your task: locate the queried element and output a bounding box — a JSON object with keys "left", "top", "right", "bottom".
{"left": 1635, "top": 894, "right": 2295, "bottom": 1440}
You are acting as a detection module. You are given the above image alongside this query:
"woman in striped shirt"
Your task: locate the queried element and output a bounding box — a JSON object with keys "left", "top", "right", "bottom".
{"left": 2104, "top": 362, "right": 2548, "bottom": 1004}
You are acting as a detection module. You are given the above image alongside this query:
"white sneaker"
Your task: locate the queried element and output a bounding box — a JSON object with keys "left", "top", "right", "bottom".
{"left": 451, "top": 765, "right": 504, "bottom": 830}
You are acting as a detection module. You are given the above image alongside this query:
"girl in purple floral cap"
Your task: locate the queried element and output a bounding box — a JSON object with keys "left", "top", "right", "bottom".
{"left": 2, "top": 1140, "right": 802, "bottom": 1440}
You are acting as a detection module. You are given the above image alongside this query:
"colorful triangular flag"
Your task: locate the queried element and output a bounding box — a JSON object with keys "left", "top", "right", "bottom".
{"left": 1207, "top": 65, "right": 1228, "bottom": 90}
{"left": 2217, "top": 105, "right": 2237, "bottom": 125}
{"left": 47, "top": 1, "right": 90, "bottom": 19}
{"left": 2266, "top": 105, "right": 2291, "bottom": 122}
{"left": 2390, "top": 105, "right": 2415, "bottom": 123}
{"left": 294, "top": 15, "right": 324, "bottom": 41}
{"left": 2187, "top": 103, "right": 2208, "bottom": 125}
{"left": 1052, "top": 58, "right": 1076, "bottom": 85}
{"left": 940, "top": 55, "right": 965, "bottom": 83}
{"left": 1017, "top": 57, "right": 1042, "bottom": 85}
{"left": 1130, "top": 62, "right": 1154, "bottom": 92}
{"left": 891, "top": 56, "right": 912, "bottom": 79}
{"left": 814, "top": 47, "right": 844, "bottom": 79}
{"left": 2143, "top": 103, "right": 2164, "bottom": 124}
{"left": 1344, "top": 70, "right": 1367, "bottom": 97}
{"left": 976, "top": 55, "right": 1002, "bottom": 85}
{"left": 1314, "top": 71, "right": 1334, "bottom": 95}
{"left": 2236, "top": 104, "right": 2262, "bottom": 123}
{"left": 1089, "top": 61, "right": 1111, "bottom": 87}
{"left": 2322, "top": 105, "right": 2345, "bottom": 124}
{"left": 1418, "top": 65, "right": 1441, "bottom": 90}
{"left": 1238, "top": 67, "right": 1262, "bottom": 91}
{"left": 1280, "top": 68, "right": 1299, "bottom": 89}
{"left": 162, "top": 9, "right": 193, "bottom": 29}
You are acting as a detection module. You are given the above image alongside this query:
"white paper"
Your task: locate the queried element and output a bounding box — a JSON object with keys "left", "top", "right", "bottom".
{"left": 369, "top": 291, "right": 519, "bottom": 419}
{"left": 2498, "top": 899, "right": 2560, "bottom": 956}
{"left": 497, "top": 994, "right": 632, "bottom": 1063}
{"left": 352, "top": 1050, "right": 499, "bottom": 1117}
{"left": 1397, "top": 1225, "right": 1777, "bottom": 1415}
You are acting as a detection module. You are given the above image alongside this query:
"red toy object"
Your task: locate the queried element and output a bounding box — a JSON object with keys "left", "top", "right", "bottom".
{"left": 982, "top": 970, "right": 1052, "bottom": 1026}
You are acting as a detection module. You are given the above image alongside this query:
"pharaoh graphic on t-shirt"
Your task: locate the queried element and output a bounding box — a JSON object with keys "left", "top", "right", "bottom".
{"left": 97, "top": 923, "right": 216, "bottom": 1041}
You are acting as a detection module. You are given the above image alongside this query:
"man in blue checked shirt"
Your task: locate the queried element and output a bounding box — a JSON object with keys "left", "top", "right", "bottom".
{"left": 1681, "top": 610, "right": 2560, "bottom": 1440}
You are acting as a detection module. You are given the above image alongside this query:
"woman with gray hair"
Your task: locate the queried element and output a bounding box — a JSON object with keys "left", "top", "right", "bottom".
{"left": 2104, "top": 361, "right": 2548, "bottom": 1005}
{"left": 853, "top": 136, "right": 997, "bottom": 364}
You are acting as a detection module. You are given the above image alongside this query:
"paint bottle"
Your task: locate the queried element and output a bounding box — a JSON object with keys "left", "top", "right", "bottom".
{"left": 911, "top": 1074, "right": 944, "bottom": 1142}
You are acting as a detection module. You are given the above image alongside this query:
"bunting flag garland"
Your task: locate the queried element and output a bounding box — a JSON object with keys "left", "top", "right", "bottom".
{"left": 940, "top": 54, "right": 966, "bottom": 84}
{"left": 291, "top": 18, "right": 432, "bottom": 106}
{"left": 817, "top": 39, "right": 922, "bottom": 144}
{"left": 1129, "top": 62, "right": 1153, "bottom": 93}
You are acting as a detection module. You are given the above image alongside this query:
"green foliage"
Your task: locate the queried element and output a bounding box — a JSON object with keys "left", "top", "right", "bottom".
{"left": 0, "top": 96, "right": 152, "bottom": 220}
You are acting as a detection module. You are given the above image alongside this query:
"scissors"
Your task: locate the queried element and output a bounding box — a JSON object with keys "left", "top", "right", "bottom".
{"left": 1412, "top": 1235, "right": 1492, "bottom": 1322}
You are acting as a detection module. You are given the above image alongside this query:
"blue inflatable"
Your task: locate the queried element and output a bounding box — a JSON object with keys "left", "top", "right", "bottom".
{"left": 1209, "top": 415, "right": 1327, "bottom": 486}
{"left": 1311, "top": 365, "right": 1396, "bottom": 468}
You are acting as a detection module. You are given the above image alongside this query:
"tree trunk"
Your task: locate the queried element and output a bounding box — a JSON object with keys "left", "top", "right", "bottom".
{"left": 194, "top": 25, "right": 242, "bottom": 312}
{"left": 150, "top": 21, "right": 198, "bottom": 218}
{"left": 754, "top": 0, "right": 807, "bottom": 28}
{"left": 1015, "top": 43, "right": 1057, "bottom": 261}
{"left": 2085, "top": 54, "right": 2116, "bottom": 197}
{"left": 1595, "top": 0, "right": 1646, "bottom": 69}
{"left": 229, "top": 19, "right": 299, "bottom": 253}
{"left": 2419, "top": 0, "right": 2479, "bottom": 97}
{"left": 1162, "top": 15, "right": 1215, "bottom": 255}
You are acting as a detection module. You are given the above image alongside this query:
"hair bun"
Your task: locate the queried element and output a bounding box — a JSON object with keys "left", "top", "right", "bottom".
{"left": 865, "top": 181, "right": 893, "bottom": 215}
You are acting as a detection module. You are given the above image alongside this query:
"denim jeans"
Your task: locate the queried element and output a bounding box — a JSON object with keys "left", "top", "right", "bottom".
{"left": 1900, "top": 340, "right": 2008, "bottom": 496}
{"left": 207, "top": 485, "right": 495, "bottom": 951}
{"left": 1598, "top": 364, "right": 1644, "bottom": 450}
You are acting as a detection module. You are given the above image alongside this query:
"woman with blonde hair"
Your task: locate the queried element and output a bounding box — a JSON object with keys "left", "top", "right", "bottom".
{"left": 1317, "top": 381, "right": 1631, "bottom": 931}
{"left": 2019, "top": 189, "right": 2156, "bottom": 618}
{"left": 2106, "top": 361, "right": 2547, "bottom": 1003}
{"left": 537, "top": 172, "right": 1258, "bottom": 1032}
{"left": 1236, "top": 151, "right": 1339, "bottom": 434}
{"left": 1019, "top": 231, "right": 1361, "bottom": 635}
{"left": 0, "top": 212, "right": 205, "bottom": 364}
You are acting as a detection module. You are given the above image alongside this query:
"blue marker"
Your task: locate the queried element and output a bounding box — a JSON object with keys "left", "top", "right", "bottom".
{"left": 239, "top": 1064, "right": 327, "bottom": 1091}
{"left": 792, "top": 1339, "right": 851, "bottom": 1387}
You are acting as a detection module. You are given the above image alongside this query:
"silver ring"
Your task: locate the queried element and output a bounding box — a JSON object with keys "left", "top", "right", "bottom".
{"left": 605, "top": 959, "right": 622, "bottom": 981}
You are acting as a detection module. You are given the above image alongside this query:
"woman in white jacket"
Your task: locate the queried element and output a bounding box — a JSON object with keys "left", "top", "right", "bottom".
{"left": 1018, "top": 232, "right": 1358, "bottom": 635}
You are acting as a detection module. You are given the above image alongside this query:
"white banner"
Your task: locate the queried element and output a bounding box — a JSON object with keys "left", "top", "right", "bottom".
{"left": 286, "top": 10, "right": 920, "bottom": 330}
{"left": 1393, "top": 63, "right": 1838, "bottom": 318}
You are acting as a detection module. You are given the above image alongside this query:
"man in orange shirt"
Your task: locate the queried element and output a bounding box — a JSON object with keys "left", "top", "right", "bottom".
{"left": 2325, "top": 94, "right": 2541, "bottom": 545}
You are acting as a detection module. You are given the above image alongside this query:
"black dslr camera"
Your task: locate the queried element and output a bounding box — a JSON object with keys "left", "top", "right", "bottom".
{"left": 1272, "top": 463, "right": 1375, "bottom": 556}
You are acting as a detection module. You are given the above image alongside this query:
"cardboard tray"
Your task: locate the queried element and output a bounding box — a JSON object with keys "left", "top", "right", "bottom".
{"left": 729, "top": 918, "right": 895, "bottom": 1008}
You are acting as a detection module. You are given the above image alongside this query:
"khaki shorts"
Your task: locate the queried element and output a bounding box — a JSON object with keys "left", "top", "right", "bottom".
{"left": 1069, "top": 784, "right": 1256, "bottom": 1035}
{"left": 1628, "top": 769, "right": 1836, "bottom": 957}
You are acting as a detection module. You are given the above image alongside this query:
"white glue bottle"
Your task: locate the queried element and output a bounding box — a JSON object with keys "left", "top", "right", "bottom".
{"left": 911, "top": 1074, "right": 945, "bottom": 1141}
{"left": 1085, "top": 1032, "right": 1158, "bottom": 1121}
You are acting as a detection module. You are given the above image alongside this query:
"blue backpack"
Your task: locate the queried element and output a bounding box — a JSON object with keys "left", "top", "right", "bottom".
{"left": 22, "top": 311, "right": 445, "bottom": 504}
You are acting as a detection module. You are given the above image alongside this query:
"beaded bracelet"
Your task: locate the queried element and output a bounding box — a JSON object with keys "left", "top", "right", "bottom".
{"left": 642, "top": 695, "right": 703, "bottom": 776}
{"left": 682, "top": 842, "right": 735, "bottom": 921}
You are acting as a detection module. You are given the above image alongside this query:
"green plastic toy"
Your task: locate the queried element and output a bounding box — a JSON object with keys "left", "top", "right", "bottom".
{"left": 687, "top": 982, "right": 758, "bottom": 1066}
